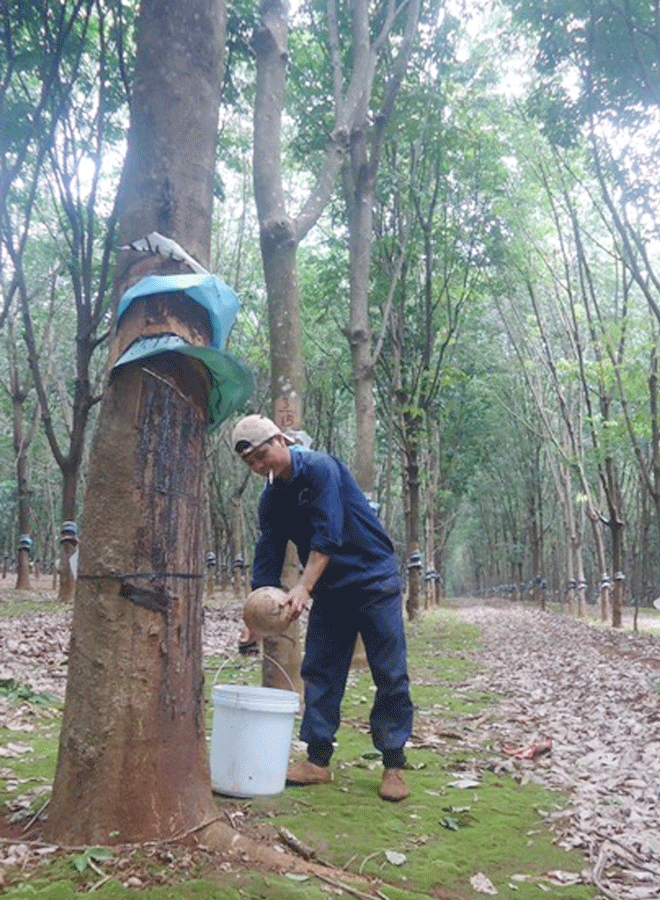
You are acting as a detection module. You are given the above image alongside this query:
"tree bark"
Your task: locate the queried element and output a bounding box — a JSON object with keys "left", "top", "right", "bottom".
{"left": 342, "top": 0, "right": 422, "bottom": 495}
{"left": 46, "top": 360, "right": 217, "bottom": 844}
{"left": 14, "top": 396, "right": 31, "bottom": 591}
{"left": 404, "top": 436, "right": 421, "bottom": 620}
{"left": 252, "top": 0, "right": 304, "bottom": 694}
{"left": 5, "top": 291, "right": 41, "bottom": 589}
{"left": 46, "top": 0, "right": 228, "bottom": 845}
{"left": 345, "top": 117, "right": 376, "bottom": 492}
{"left": 232, "top": 494, "right": 247, "bottom": 599}
{"left": 57, "top": 465, "right": 79, "bottom": 602}
{"left": 113, "top": 0, "right": 222, "bottom": 274}
{"left": 424, "top": 438, "right": 439, "bottom": 608}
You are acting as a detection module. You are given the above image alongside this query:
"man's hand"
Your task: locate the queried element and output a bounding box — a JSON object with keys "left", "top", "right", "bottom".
{"left": 280, "top": 551, "right": 330, "bottom": 623}
{"left": 282, "top": 584, "right": 310, "bottom": 623}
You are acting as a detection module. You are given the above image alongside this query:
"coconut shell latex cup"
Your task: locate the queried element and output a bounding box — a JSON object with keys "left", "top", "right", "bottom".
{"left": 243, "top": 586, "right": 291, "bottom": 637}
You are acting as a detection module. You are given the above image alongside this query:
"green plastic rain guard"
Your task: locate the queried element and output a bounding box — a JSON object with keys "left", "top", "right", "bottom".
{"left": 113, "top": 274, "right": 254, "bottom": 431}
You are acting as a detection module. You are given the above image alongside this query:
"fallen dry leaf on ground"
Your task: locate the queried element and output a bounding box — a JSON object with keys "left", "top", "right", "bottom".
{"left": 470, "top": 870, "right": 498, "bottom": 894}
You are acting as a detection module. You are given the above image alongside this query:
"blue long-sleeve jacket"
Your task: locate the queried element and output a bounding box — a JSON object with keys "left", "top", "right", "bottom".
{"left": 251, "top": 447, "right": 399, "bottom": 596}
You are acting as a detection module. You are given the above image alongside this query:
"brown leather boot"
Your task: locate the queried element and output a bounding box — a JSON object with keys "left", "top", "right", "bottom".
{"left": 378, "top": 768, "right": 409, "bottom": 801}
{"left": 286, "top": 759, "right": 332, "bottom": 785}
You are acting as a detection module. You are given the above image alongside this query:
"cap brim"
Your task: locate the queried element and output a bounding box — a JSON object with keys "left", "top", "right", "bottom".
{"left": 112, "top": 334, "right": 254, "bottom": 431}
{"left": 237, "top": 432, "right": 294, "bottom": 457}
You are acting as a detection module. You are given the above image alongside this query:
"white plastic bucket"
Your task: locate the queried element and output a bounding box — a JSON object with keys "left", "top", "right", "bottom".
{"left": 210, "top": 684, "right": 300, "bottom": 797}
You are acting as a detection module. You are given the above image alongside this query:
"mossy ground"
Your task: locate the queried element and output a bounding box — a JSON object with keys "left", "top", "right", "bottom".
{"left": 1, "top": 598, "right": 597, "bottom": 899}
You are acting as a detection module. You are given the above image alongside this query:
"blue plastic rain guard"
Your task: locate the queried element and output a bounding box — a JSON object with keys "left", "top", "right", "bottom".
{"left": 114, "top": 274, "right": 254, "bottom": 430}
{"left": 112, "top": 334, "right": 254, "bottom": 432}
{"left": 117, "top": 273, "right": 241, "bottom": 350}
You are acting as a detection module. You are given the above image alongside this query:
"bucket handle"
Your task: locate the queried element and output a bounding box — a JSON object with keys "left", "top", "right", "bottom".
{"left": 262, "top": 653, "right": 298, "bottom": 693}
{"left": 212, "top": 652, "right": 297, "bottom": 694}
{"left": 212, "top": 654, "right": 234, "bottom": 684}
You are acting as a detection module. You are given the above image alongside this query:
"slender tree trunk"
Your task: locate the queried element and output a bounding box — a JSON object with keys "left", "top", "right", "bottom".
{"left": 345, "top": 120, "right": 376, "bottom": 493}
{"left": 253, "top": 0, "right": 302, "bottom": 429}
{"left": 232, "top": 495, "right": 246, "bottom": 599}
{"left": 561, "top": 466, "right": 577, "bottom": 616}
{"left": 424, "top": 439, "right": 438, "bottom": 608}
{"left": 46, "top": 473, "right": 58, "bottom": 589}
{"left": 575, "top": 538, "right": 587, "bottom": 618}
{"left": 206, "top": 555, "right": 216, "bottom": 600}
{"left": 529, "top": 484, "right": 541, "bottom": 609}
{"left": 404, "top": 440, "right": 421, "bottom": 620}
{"left": 383, "top": 393, "right": 396, "bottom": 537}
{"left": 342, "top": 0, "right": 421, "bottom": 496}
{"left": 15, "top": 551, "right": 31, "bottom": 591}
{"left": 14, "top": 398, "right": 31, "bottom": 590}
{"left": 252, "top": 0, "right": 304, "bottom": 696}
{"left": 386, "top": 306, "right": 403, "bottom": 540}
{"left": 57, "top": 467, "right": 78, "bottom": 601}
{"left": 586, "top": 506, "right": 610, "bottom": 621}
{"left": 611, "top": 518, "right": 625, "bottom": 628}
{"left": 6, "top": 309, "right": 36, "bottom": 591}
{"left": 648, "top": 348, "right": 660, "bottom": 557}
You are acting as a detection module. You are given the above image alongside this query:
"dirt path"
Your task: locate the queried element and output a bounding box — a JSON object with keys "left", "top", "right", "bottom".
{"left": 449, "top": 601, "right": 660, "bottom": 900}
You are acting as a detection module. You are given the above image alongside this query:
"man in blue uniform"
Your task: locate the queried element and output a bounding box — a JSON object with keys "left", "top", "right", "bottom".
{"left": 232, "top": 414, "right": 414, "bottom": 801}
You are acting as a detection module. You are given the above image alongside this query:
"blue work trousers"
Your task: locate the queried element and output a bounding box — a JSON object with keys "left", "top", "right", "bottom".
{"left": 299, "top": 575, "right": 413, "bottom": 755}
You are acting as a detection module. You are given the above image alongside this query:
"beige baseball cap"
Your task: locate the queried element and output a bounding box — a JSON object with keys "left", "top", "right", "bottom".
{"left": 231, "top": 414, "right": 293, "bottom": 458}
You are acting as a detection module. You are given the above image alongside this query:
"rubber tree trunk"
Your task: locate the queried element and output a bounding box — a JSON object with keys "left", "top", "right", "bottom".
{"left": 423, "top": 434, "right": 440, "bottom": 608}
{"left": 45, "top": 357, "right": 217, "bottom": 844}
{"left": 13, "top": 392, "right": 31, "bottom": 590}
{"left": 57, "top": 469, "right": 78, "bottom": 602}
{"left": 16, "top": 482, "right": 32, "bottom": 591}
{"left": 529, "top": 478, "right": 544, "bottom": 610}
{"left": 404, "top": 443, "right": 421, "bottom": 620}
{"left": 611, "top": 519, "right": 625, "bottom": 628}
{"left": 45, "top": 0, "right": 227, "bottom": 845}
{"left": 232, "top": 495, "right": 246, "bottom": 599}
{"left": 586, "top": 504, "right": 610, "bottom": 621}
{"left": 16, "top": 549, "right": 30, "bottom": 590}
{"left": 344, "top": 111, "right": 376, "bottom": 651}
{"left": 345, "top": 129, "right": 376, "bottom": 495}
{"left": 253, "top": 0, "right": 303, "bottom": 696}
{"left": 561, "top": 465, "right": 580, "bottom": 616}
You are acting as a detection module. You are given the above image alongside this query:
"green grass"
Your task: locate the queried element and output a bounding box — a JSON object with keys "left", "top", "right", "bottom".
{"left": 249, "top": 712, "right": 592, "bottom": 897}
{"left": 0, "top": 579, "right": 66, "bottom": 618}
{"left": 0, "top": 602, "right": 597, "bottom": 900}
{"left": 0, "top": 680, "right": 61, "bottom": 818}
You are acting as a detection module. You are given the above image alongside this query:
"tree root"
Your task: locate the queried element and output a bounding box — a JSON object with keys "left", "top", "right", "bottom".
{"left": 195, "top": 819, "right": 326, "bottom": 873}
{"left": 195, "top": 819, "right": 377, "bottom": 891}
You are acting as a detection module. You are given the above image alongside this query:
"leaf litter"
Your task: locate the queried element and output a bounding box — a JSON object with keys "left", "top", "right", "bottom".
{"left": 452, "top": 602, "right": 660, "bottom": 900}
